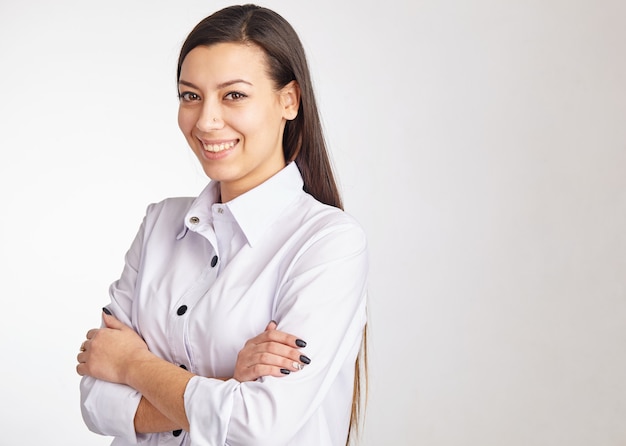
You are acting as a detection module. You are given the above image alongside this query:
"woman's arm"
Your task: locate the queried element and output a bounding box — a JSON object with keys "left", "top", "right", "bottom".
{"left": 78, "top": 210, "right": 148, "bottom": 441}
{"left": 134, "top": 397, "right": 180, "bottom": 433}
{"left": 78, "top": 317, "right": 309, "bottom": 433}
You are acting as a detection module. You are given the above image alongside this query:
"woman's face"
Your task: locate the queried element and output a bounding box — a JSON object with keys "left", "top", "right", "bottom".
{"left": 177, "top": 42, "right": 299, "bottom": 202}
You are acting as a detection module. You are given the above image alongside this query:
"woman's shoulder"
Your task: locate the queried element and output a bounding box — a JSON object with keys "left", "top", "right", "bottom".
{"left": 299, "top": 193, "right": 361, "bottom": 223}
{"left": 146, "top": 196, "right": 196, "bottom": 216}
{"left": 278, "top": 194, "right": 369, "bottom": 273}
{"left": 139, "top": 196, "right": 197, "bottom": 233}
{"left": 293, "top": 193, "right": 367, "bottom": 245}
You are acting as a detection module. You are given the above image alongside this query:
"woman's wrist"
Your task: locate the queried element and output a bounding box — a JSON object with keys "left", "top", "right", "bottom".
{"left": 124, "top": 350, "right": 162, "bottom": 390}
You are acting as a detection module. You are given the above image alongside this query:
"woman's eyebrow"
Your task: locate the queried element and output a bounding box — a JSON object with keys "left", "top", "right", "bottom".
{"left": 217, "top": 79, "right": 253, "bottom": 88}
{"left": 178, "top": 79, "right": 199, "bottom": 89}
{"left": 178, "top": 79, "right": 253, "bottom": 89}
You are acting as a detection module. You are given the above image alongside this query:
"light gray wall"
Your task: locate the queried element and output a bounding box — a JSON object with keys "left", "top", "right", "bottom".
{"left": 0, "top": 1, "right": 624, "bottom": 445}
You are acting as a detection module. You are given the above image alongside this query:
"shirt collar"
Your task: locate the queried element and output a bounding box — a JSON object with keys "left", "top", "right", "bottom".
{"left": 227, "top": 162, "right": 304, "bottom": 246}
{"left": 180, "top": 162, "right": 304, "bottom": 246}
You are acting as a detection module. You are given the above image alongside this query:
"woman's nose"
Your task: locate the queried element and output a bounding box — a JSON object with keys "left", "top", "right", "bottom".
{"left": 195, "top": 104, "right": 224, "bottom": 131}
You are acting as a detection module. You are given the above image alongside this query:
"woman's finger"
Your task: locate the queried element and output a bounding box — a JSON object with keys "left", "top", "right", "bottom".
{"left": 235, "top": 352, "right": 307, "bottom": 381}
{"left": 254, "top": 341, "right": 308, "bottom": 363}
{"left": 253, "top": 328, "right": 307, "bottom": 349}
{"left": 236, "top": 345, "right": 311, "bottom": 374}
{"left": 265, "top": 320, "right": 278, "bottom": 331}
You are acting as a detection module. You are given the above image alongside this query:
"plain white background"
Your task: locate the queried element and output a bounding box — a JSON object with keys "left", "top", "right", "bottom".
{"left": 1, "top": 1, "right": 625, "bottom": 445}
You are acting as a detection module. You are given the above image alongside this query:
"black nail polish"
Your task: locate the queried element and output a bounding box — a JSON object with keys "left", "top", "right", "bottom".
{"left": 295, "top": 339, "right": 307, "bottom": 348}
{"left": 300, "top": 355, "right": 311, "bottom": 365}
{"left": 280, "top": 368, "right": 291, "bottom": 375}
{"left": 102, "top": 307, "right": 112, "bottom": 315}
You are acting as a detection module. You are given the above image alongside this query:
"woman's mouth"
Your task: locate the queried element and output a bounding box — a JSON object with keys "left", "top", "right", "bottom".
{"left": 202, "top": 140, "right": 237, "bottom": 153}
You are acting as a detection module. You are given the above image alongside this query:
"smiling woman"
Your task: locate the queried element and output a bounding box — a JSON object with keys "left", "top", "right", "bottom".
{"left": 177, "top": 43, "right": 299, "bottom": 202}
{"left": 76, "top": 4, "right": 368, "bottom": 446}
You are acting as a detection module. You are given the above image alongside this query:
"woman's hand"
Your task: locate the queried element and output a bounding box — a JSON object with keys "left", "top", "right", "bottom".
{"left": 234, "top": 321, "right": 311, "bottom": 382}
{"left": 76, "top": 309, "right": 151, "bottom": 385}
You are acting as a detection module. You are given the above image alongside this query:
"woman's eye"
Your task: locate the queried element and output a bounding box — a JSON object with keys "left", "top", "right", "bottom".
{"left": 225, "top": 91, "right": 246, "bottom": 100}
{"left": 179, "top": 92, "right": 200, "bottom": 102}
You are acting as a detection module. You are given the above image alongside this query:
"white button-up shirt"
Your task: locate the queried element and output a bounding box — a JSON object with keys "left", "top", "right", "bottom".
{"left": 80, "top": 162, "right": 368, "bottom": 446}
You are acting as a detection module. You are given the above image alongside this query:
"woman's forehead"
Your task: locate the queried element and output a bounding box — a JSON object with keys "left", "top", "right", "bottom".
{"left": 179, "top": 43, "right": 270, "bottom": 85}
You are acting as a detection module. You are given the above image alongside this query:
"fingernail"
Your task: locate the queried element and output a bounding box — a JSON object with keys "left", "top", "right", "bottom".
{"left": 295, "top": 339, "right": 307, "bottom": 348}
{"left": 280, "top": 368, "right": 291, "bottom": 375}
{"left": 102, "top": 307, "right": 112, "bottom": 315}
{"left": 300, "top": 355, "right": 311, "bottom": 365}
{"left": 270, "top": 320, "right": 277, "bottom": 325}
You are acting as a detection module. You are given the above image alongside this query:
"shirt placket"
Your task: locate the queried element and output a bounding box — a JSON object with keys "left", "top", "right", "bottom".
{"left": 168, "top": 215, "right": 221, "bottom": 374}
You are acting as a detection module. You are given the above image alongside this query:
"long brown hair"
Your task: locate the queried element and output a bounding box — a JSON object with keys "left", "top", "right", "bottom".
{"left": 177, "top": 4, "right": 367, "bottom": 443}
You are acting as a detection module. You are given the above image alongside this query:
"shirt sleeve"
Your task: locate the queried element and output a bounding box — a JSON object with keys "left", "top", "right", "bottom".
{"left": 183, "top": 219, "right": 368, "bottom": 446}
{"left": 79, "top": 209, "right": 148, "bottom": 443}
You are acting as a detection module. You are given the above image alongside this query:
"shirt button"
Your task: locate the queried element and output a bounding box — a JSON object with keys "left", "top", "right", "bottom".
{"left": 211, "top": 255, "right": 218, "bottom": 267}
{"left": 172, "top": 429, "right": 182, "bottom": 437}
{"left": 177, "top": 305, "right": 188, "bottom": 316}
{"left": 217, "top": 207, "right": 224, "bottom": 214}
{"left": 189, "top": 216, "right": 200, "bottom": 224}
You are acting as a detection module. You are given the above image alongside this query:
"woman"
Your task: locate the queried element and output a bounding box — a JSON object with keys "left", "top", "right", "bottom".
{"left": 77, "top": 4, "right": 368, "bottom": 445}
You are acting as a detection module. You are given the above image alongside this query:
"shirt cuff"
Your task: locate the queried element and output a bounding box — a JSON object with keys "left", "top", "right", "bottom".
{"left": 80, "top": 376, "right": 142, "bottom": 442}
{"left": 184, "top": 377, "right": 239, "bottom": 445}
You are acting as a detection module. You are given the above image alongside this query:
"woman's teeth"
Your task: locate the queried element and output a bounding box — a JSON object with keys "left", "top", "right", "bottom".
{"left": 203, "top": 141, "right": 236, "bottom": 152}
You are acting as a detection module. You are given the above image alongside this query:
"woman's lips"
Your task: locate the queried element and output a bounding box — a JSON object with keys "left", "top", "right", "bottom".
{"left": 201, "top": 139, "right": 238, "bottom": 153}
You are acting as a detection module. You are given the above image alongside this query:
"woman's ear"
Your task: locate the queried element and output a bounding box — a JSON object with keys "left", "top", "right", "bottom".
{"left": 280, "top": 81, "right": 301, "bottom": 120}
